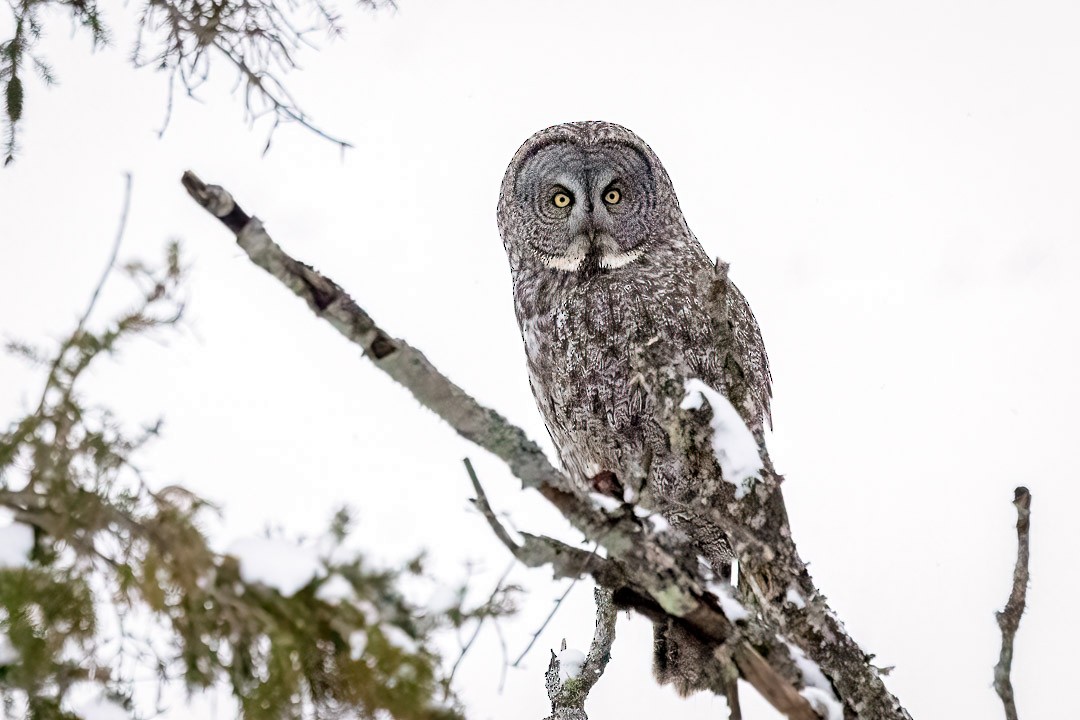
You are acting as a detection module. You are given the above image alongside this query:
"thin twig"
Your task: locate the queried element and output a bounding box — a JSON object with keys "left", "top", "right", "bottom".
{"left": 994, "top": 486, "right": 1031, "bottom": 720}
{"left": 726, "top": 680, "right": 743, "bottom": 720}
{"left": 493, "top": 612, "right": 510, "bottom": 693}
{"left": 35, "top": 173, "right": 132, "bottom": 415}
{"left": 445, "top": 560, "right": 515, "bottom": 692}
{"left": 465, "top": 456, "right": 594, "bottom": 668}
{"left": 464, "top": 458, "right": 617, "bottom": 586}
{"left": 464, "top": 457, "right": 521, "bottom": 553}
{"left": 514, "top": 568, "right": 587, "bottom": 668}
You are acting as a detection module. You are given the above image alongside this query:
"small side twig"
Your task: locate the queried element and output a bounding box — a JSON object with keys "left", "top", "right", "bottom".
{"left": 463, "top": 457, "right": 595, "bottom": 667}
{"left": 445, "top": 560, "right": 515, "bottom": 693}
{"left": 463, "top": 458, "right": 616, "bottom": 586}
{"left": 994, "top": 486, "right": 1031, "bottom": 720}
{"left": 544, "top": 587, "right": 618, "bottom": 720}
{"left": 464, "top": 457, "right": 519, "bottom": 553}
{"left": 493, "top": 612, "right": 510, "bottom": 693}
{"left": 513, "top": 568, "right": 586, "bottom": 668}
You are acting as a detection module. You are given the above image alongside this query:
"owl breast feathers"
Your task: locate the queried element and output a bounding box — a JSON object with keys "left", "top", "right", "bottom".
{"left": 496, "top": 121, "right": 772, "bottom": 696}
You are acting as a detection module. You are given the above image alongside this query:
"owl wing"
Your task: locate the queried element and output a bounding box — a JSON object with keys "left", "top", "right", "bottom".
{"left": 718, "top": 277, "right": 773, "bottom": 434}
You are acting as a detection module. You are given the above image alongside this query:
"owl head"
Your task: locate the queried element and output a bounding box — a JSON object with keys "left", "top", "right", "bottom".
{"left": 497, "top": 122, "right": 690, "bottom": 276}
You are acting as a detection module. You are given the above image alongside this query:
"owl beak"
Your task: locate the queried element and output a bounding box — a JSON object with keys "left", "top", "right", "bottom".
{"left": 582, "top": 213, "right": 615, "bottom": 253}
{"left": 580, "top": 228, "right": 617, "bottom": 273}
{"left": 584, "top": 224, "right": 646, "bottom": 271}
{"left": 581, "top": 215, "right": 606, "bottom": 247}
{"left": 538, "top": 216, "right": 618, "bottom": 273}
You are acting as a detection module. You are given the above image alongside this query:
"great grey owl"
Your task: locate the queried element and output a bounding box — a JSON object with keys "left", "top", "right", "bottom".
{"left": 496, "top": 121, "right": 772, "bottom": 696}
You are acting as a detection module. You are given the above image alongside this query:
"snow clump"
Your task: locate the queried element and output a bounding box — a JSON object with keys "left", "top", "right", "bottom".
{"left": 227, "top": 537, "right": 322, "bottom": 597}
{"left": 782, "top": 637, "right": 843, "bottom": 720}
{"left": 0, "top": 522, "right": 34, "bottom": 569}
{"left": 588, "top": 492, "right": 622, "bottom": 512}
{"left": 800, "top": 688, "right": 844, "bottom": 720}
{"left": 0, "top": 634, "right": 19, "bottom": 665}
{"left": 315, "top": 574, "right": 355, "bottom": 604}
{"left": 557, "top": 647, "right": 587, "bottom": 681}
{"left": 680, "top": 379, "right": 763, "bottom": 499}
{"left": 708, "top": 581, "right": 750, "bottom": 622}
{"left": 381, "top": 625, "right": 419, "bottom": 654}
{"left": 348, "top": 630, "right": 368, "bottom": 660}
{"left": 76, "top": 697, "right": 130, "bottom": 720}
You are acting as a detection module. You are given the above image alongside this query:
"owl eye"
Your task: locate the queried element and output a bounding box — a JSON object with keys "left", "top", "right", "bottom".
{"left": 552, "top": 191, "right": 573, "bottom": 208}
{"left": 603, "top": 189, "right": 622, "bottom": 205}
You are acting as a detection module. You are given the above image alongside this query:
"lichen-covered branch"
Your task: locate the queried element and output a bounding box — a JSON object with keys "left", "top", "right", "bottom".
{"left": 994, "top": 487, "right": 1031, "bottom": 720}
{"left": 543, "top": 588, "right": 617, "bottom": 720}
{"left": 181, "top": 170, "right": 910, "bottom": 720}
{"left": 578, "top": 588, "right": 617, "bottom": 697}
{"left": 468, "top": 458, "right": 815, "bottom": 720}
{"left": 464, "top": 457, "right": 618, "bottom": 587}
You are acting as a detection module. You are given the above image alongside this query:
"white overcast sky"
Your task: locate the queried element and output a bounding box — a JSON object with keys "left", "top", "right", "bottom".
{"left": 2, "top": 1, "right": 1079, "bottom": 719}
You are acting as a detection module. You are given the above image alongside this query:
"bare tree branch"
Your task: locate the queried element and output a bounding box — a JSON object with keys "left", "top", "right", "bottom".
{"left": 543, "top": 587, "right": 618, "bottom": 720}
{"left": 181, "top": 170, "right": 910, "bottom": 720}
{"left": 578, "top": 587, "right": 617, "bottom": 696}
{"left": 445, "top": 559, "right": 515, "bottom": 693}
{"left": 464, "top": 457, "right": 521, "bottom": 556}
{"left": 466, "top": 458, "right": 606, "bottom": 671}
{"left": 994, "top": 486, "right": 1031, "bottom": 720}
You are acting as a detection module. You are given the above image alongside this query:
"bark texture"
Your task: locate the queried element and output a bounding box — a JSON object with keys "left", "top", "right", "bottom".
{"left": 994, "top": 487, "right": 1031, "bottom": 720}
{"left": 543, "top": 588, "right": 617, "bottom": 720}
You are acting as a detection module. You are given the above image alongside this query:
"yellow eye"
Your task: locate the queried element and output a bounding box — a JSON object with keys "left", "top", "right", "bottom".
{"left": 553, "top": 192, "right": 572, "bottom": 208}
{"left": 604, "top": 189, "right": 621, "bottom": 205}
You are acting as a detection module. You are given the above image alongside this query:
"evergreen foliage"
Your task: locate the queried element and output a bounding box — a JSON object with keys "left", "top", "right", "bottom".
{"left": 1, "top": 0, "right": 389, "bottom": 163}
{"left": 0, "top": 242, "right": 499, "bottom": 719}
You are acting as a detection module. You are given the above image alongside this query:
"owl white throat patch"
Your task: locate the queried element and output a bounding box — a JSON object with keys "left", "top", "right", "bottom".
{"left": 537, "top": 244, "right": 646, "bottom": 272}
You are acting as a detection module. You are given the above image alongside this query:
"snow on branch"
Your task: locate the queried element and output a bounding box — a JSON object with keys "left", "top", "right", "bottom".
{"left": 543, "top": 587, "right": 618, "bottom": 720}
{"left": 681, "top": 378, "right": 763, "bottom": 499}
{"left": 181, "top": 170, "right": 911, "bottom": 720}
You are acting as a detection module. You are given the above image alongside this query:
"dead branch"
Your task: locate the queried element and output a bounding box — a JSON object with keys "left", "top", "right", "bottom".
{"left": 181, "top": 170, "right": 909, "bottom": 720}
{"left": 994, "top": 486, "right": 1031, "bottom": 720}
{"left": 543, "top": 587, "right": 618, "bottom": 720}
{"left": 466, "top": 455, "right": 594, "bottom": 667}
{"left": 579, "top": 587, "right": 617, "bottom": 696}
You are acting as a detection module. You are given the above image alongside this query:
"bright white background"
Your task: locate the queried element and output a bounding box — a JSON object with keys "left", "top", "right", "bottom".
{"left": 2, "top": 1, "right": 1078, "bottom": 718}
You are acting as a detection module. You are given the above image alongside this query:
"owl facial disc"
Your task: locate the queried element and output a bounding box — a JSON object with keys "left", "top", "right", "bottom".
{"left": 499, "top": 125, "right": 670, "bottom": 276}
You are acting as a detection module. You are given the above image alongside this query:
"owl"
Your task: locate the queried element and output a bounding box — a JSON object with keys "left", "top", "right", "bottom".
{"left": 496, "top": 121, "right": 773, "bottom": 696}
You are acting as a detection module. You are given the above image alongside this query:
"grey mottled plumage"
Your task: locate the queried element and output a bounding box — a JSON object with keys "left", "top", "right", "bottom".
{"left": 496, "top": 121, "right": 772, "bottom": 695}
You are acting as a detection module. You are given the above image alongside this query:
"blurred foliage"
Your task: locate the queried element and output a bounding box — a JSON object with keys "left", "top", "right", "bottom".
{"left": 0, "top": 242, "right": 511, "bottom": 719}
{"left": 1, "top": 0, "right": 394, "bottom": 163}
